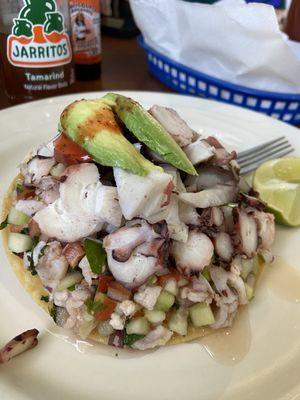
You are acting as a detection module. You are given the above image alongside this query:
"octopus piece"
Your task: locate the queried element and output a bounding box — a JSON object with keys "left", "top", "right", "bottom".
{"left": 132, "top": 325, "right": 173, "bottom": 350}
{"left": 146, "top": 167, "right": 188, "bottom": 242}
{"left": 149, "top": 105, "right": 197, "bottom": 147}
{"left": 221, "top": 206, "right": 235, "bottom": 232}
{"left": 211, "top": 295, "right": 239, "bottom": 330}
{"left": 179, "top": 184, "right": 237, "bottom": 209}
{"left": 171, "top": 231, "right": 214, "bottom": 276}
{"left": 183, "top": 137, "right": 214, "bottom": 165}
{"left": 198, "top": 207, "right": 224, "bottom": 228}
{"left": 79, "top": 256, "right": 99, "bottom": 286}
{"left": 15, "top": 199, "right": 45, "bottom": 217}
{"left": 134, "top": 285, "right": 162, "bottom": 310}
{"left": 178, "top": 202, "right": 200, "bottom": 226}
{"left": 179, "top": 275, "right": 214, "bottom": 304}
{"left": 103, "top": 219, "right": 160, "bottom": 262}
{"left": 36, "top": 176, "right": 60, "bottom": 205}
{"left": 103, "top": 220, "right": 169, "bottom": 289}
{"left": 0, "top": 329, "right": 39, "bottom": 364}
{"left": 21, "top": 156, "right": 55, "bottom": 186}
{"left": 239, "top": 192, "right": 265, "bottom": 211}
{"left": 113, "top": 167, "right": 173, "bottom": 220}
{"left": 148, "top": 194, "right": 188, "bottom": 243}
{"left": 34, "top": 163, "right": 122, "bottom": 242}
{"left": 36, "top": 241, "right": 69, "bottom": 291}
{"left": 185, "top": 166, "right": 236, "bottom": 191}
{"left": 210, "top": 265, "right": 247, "bottom": 329}
{"left": 62, "top": 242, "right": 85, "bottom": 268}
{"left": 36, "top": 138, "right": 55, "bottom": 158}
{"left": 253, "top": 210, "right": 275, "bottom": 250}
{"left": 204, "top": 136, "right": 237, "bottom": 167}
{"left": 211, "top": 265, "right": 248, "bottom": 305}
{"left": 233, "top": 208, "right": 258, "bottom": 258}
{"left": 213, "top": 232, "right": 234, "bottom": 262}
{"left": 95, "top": 186, "right": 122, "bottom": 228}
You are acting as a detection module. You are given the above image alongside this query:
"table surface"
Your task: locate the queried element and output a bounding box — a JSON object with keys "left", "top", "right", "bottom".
{"left": 0, "top": 36, "right": 171, "bottom": 111}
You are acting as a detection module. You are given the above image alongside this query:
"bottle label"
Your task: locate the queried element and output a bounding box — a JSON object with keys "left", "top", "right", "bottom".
{"left": 7, "top": 0, "right": 72, "bottom": 68}
{"left": 70, "top": 0, "right": 101, "bottom": 65}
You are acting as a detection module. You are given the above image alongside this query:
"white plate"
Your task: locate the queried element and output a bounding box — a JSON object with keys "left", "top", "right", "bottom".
{"left": 1, "top": 92, "right": 300, "bottom": 400}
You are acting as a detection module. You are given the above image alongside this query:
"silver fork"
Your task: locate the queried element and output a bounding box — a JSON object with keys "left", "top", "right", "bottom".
{"left": 237, "top": 136, "right": 294, "bottom": 175}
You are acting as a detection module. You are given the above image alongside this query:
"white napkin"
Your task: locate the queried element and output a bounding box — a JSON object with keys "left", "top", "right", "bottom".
{"left": 130, "top": 0, "right": 300, "bottom": 93}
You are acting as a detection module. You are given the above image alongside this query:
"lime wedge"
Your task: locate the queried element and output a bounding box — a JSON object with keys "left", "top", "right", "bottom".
{"left": 253, "top": 158, "right": 300, "bottom": 227}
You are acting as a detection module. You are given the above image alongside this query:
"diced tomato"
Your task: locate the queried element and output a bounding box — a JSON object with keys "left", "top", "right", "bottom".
{"left": 97, "top": 275, "right": 114, "bottom": 293}
{"left": 17, "top": 188, "right": 35, "bottom": 200}
{"left": 158, "top": 269, "right": 183, "bottom": 286}
{"left": 132, "top": 309, "right": 144, "bottom": 318}
{"left": 94, "top": 296, "right": 116, "bottom": 321}
{"left": 62, "top": 242, "right": 84, "bottom": 268}
{"left": 54, "top": 133, "right": 92, "bottom": 166}
{"left": 107, "top": 281, "right": 131, "bottom": 301}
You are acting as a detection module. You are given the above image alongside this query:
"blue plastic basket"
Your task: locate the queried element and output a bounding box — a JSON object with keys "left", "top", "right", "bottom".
{"left": 137, "top": 35, "right": 300, "bottom": 125}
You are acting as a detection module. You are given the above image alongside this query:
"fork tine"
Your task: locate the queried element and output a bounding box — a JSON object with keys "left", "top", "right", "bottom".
{"left": 237, "top": 138, "right": 289, "bottom": 163}
{"left": 240, "top": 147, "right": 294, "bottom": 175}
{"left": 238, "top": 143, "right": 294, "bottom": 169}
{"left": 237, "top": 136, "right": 286, "bottom": 158}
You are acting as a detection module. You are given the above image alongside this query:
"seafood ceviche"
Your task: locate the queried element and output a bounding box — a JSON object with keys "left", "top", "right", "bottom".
{"left": 1, "top": 93, "right": 275, "bottom": 351}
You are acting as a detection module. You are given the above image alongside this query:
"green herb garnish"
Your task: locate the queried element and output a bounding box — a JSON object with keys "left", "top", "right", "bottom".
{"left": 20, "top": 227, "right": 30, "bottom": 235}
{"left": 124, "top": 333, "right": 145, "bottom": 347}
{"left": 16, "top": 183, "right": 24, "bottom": 193}
{"left": 93, "top": 300, "right": 106, "bottom": 314}
{"left": 32, "top": 236, "right": 39, "bottom": 249}
{"left": 68, "top": 284, "right": 76, "bottom": 291}
{"left": 50, "top": 305, "right": 57, "bottom": 322}
{"left": 25, "top": 236, "right": 40, "bottom": 276}
{"left": 85, "top": 297, "right": 106, "bottom": 314}
{"left": 84, "top": 238, "right": 106, "bottom": 274}
{"left": 41, "top": 295, "right": 49, "bottom": 302}
{"left": 39, "top": 245, "right": 47, "bottom": 259}
{"left": 85, "top": 298, "right": 94, "bottom": 313}
{"left": 27, "top": 253, "right": 37, "bottom": 276}
{"left": 0, "top": 216, "right": 8, "bottom": 230}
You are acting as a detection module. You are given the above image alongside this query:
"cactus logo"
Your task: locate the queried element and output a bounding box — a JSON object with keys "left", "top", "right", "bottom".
{"left": 7, "top": 0, "right": 72, "bottom": 68}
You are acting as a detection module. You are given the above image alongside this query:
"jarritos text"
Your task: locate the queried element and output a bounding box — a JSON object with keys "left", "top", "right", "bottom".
{"left": 7, "top": 0, "right": 72, "bottom": 68}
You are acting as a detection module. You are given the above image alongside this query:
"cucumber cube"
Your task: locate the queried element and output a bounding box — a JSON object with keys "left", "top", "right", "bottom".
{"left": 8, "top": 207, "right": 30, "bottom": 226}
{"left": 8, "top": 233, "right": 33, "bottom": 253}
{"left": 168, "top": 307, "right": 188, "bottom": 336}
{"left": 56, "top": 271, "right": 83, "bottom": 291}
{"left": 189, "top": 302, "right": 215, "bottom": 327}
{"left": 155, "top": 290, "right": 175, "bottom": 311}
{"left": 126, "top": 317, "right": 150, "bottom": 335}
{"left": 164, "top": 279, "right": 178, "bottom": 296}
{"left": 144, "top": 309, "right": 166, "bottom": 324}
{"left": 178, "top": 278, "right": 189, "bottom": 288}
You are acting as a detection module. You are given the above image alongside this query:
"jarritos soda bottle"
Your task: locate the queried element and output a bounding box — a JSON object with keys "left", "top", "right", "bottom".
{"left": 0, "top": 0, "right": 74, "bottom": 103}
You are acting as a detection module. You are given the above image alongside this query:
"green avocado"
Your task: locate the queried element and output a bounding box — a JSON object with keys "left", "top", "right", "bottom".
{"left": 60, "top": 99, "right": 160, "bottom": 176}
{"left": 103, "top": 93, "right": 197, "bottom": 176}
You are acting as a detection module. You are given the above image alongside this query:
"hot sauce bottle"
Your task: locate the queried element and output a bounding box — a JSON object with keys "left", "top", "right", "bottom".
{"left": 0, "top": 0, "right": 74, "bottom": 103}
{"left": 69, "top": 0, "right": 101, "bottom": 80}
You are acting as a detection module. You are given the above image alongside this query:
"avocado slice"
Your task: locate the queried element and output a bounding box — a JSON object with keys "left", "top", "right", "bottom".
{"left": 60, "top": 99, "right": 159, "bottom": 176}
{"left": 103, "top": 93, "right": 197, "bottom": 176}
